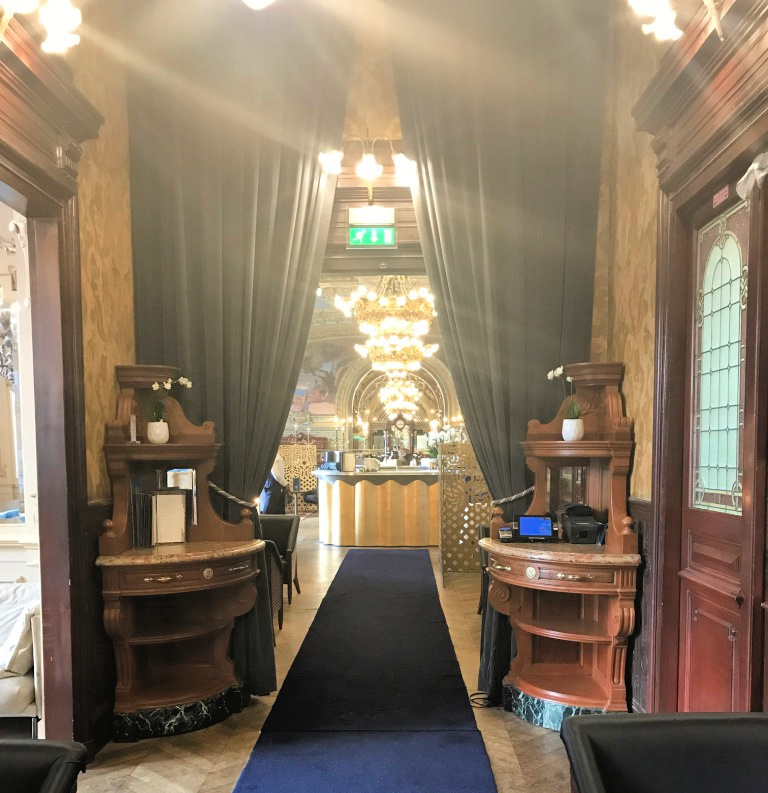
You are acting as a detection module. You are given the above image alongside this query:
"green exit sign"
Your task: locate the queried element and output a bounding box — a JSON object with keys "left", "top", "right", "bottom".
{"left": 348, "top": 226, "right": 396, "bottom": 248}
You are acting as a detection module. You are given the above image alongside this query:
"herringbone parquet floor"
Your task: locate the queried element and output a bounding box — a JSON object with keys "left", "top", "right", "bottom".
{"left": 78, "top": 517, "right": 571, "bottom": 793}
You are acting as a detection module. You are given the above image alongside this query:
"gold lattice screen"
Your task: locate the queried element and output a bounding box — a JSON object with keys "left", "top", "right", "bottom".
{"left": 438, "top": 441, "right": 491, "bottom": 573}
{"left": 279, "top": 444, "right": 319, "bottom": 512}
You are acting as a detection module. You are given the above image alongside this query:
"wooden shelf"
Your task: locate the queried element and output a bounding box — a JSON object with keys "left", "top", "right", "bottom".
{"left": 514, "top": 615, "right": 611, "bottom": 644}
{"left": 521, "top": 439, "right": 633, "bottom": 460}
{"left": 515, "top": 669, "right": 609, "bottom": 709}
{"left": 118, "top": 671, "right": 236, "bottom": 711}
{"left": 103, "top": 443, "right": 222, "bottom": 462}
{"left": 99, "top": 365, "right": 262, "bottom": 734}
{"left": 486, "top": 362, "right": 639, "bottom": 723}
{"left": 128, "top": 620, "right": 231, "bottom": 646}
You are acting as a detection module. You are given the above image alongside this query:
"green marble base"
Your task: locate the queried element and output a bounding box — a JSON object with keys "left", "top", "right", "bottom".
{"left": 503, "top": 684, "right": 604, "bottom": 731}
{"left": 113, "top": 686, "right": 248, "bottom": 742}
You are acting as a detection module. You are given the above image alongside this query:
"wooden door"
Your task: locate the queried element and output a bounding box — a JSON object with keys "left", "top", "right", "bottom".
{"left": 678, "top": 194, "right": 757, "bottom": 711}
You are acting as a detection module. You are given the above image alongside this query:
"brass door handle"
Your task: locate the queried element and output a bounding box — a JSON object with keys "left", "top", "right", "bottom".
{"left": 556, "top": 572, "right": 595, "bottom": 582}
{"left": 491, "top": 563, "right": 513, "bottom": 572}
{"left": 143, "top": 574, "right": 181, "bottom": 583}
{"left": 228, "top": 563, "right": 250, "bottom": 573}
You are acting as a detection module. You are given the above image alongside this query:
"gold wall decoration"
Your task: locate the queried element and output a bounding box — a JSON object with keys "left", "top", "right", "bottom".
{"left": 279, "top": 444, "right": 318, "bottom": 512}
{"left": 71, "top": 0, "right": 135, "bottom": 503}
{"left": 591, "top": 23, "right": 661, "bottom": 501}
{"left": 438, "top": 441, "right": 491, "bottom": 574}
{"left": 343, "top": 9, "right": 401, "bottom": 140}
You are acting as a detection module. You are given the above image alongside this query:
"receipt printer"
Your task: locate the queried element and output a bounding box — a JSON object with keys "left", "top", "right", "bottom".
{"left": 562, "top": 505, "right": 605, "bottom": 545}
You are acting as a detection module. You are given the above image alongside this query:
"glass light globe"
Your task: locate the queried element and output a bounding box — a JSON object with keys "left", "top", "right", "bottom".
{"left": 241, "top": 0, "right": 278, "bottom": 8}
{"left": 355, "top": 153, "right": 383, "bottom": 182}
{"left": 318, "top": 150, "right": 343, "bottom": 175}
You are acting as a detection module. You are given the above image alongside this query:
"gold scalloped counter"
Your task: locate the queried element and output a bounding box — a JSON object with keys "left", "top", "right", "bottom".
{"left": 315, "top": 469, "right": 439, "bottom": 546}
{"left": 96, "top": 539, "right": 265, "bottom": 566}
{"left": 479, "top": 538, "right": 640, "bottom": 566}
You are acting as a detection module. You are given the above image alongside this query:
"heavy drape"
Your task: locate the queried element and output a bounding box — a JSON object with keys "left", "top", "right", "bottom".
{"left": 391, "top": 0, "right": 610, "bottom": 700}
{"left": 127, "top": 0, "right": 351, "bottom": 693}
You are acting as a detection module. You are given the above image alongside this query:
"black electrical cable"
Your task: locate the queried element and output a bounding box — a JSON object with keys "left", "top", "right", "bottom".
{"left": 469, "top": 691, "right": 493, "bottom": 708}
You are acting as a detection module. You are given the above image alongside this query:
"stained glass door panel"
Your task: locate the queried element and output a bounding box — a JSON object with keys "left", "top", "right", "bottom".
{"left": 691, "top": 201, "right": 749, "bottom": 515}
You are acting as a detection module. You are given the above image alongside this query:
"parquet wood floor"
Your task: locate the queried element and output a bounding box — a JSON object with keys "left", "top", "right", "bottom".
{"left": 78, "top": 517, "right": 570, "bottom": 793}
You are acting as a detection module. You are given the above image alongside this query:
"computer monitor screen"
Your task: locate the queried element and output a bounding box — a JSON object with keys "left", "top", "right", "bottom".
{"left": 518, "top": 515, "right": 554, "bottom": 538}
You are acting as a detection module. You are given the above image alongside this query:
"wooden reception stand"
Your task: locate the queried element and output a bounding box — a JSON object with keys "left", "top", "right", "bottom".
{"left": 315, "top": 469, "right": 439, "bottom": 546}
{"left": 479, "top": 362, "right": 640, "bottom": 729}
{"left": 97, "top": 365, "right": 265, "bottom": 741}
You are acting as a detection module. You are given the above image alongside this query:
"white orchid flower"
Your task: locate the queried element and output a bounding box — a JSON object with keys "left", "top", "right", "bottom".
{"left": 554, "top": 366, "right": 564, "bottom": 377}
{"left": 163, "top": 379, "right": 173, "bottom": 390}
{"left": 566, "top": 376, "right": 573, "bottom": 383}
{"left": 547, "top": 370, "right": 554, "bottom": 380}
{"left": 152, "top": 382, "right": 161, "bottom": 391}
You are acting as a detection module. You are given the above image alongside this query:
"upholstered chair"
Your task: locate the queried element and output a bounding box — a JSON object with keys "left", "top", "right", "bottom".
{"left": 561, "top": 713, "right": 768, "bottom": 793}
{"left": 259, "top": 515, "right": 301, "bottom": 604}
{"left": 0, "top": 739, "right": 87, "bottom": 793}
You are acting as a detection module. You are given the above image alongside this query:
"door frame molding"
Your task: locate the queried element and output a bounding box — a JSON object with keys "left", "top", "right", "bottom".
{"left": 0, "top": 17, "right": 102, "bottom": 739}
{"left": 634, "top": 0, "right": 768, "bottom": 711}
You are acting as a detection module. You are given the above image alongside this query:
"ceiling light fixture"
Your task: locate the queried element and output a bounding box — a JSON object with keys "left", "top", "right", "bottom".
{"left": 628, "top": 0, "right": 682, "bottom": 40}
{"left": 629, "top": 0, "right": 724, "bottom": 42}
{"left": 336, "top": 276, "right": 439, "bottom": 373}
{"left": 0, "top": 0, "right": 82, "bottom": 53}
{"left": 241, "top": 0, "right": 278, "bottom": 9}
{"left": 319, "top": 135, "right": 417, "bottom": 202}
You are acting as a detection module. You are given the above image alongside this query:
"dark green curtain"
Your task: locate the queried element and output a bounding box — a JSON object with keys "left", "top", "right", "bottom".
{"left": 391, "top": 0, "right": 610, "bottom": 701}
{"left": 126, "top": 0, "right": 351, "bottom": 693}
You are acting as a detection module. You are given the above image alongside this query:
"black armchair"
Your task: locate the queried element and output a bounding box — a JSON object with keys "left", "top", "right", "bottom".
{"left": 561, "top": 713, "right": 768, "bottom": 793}
{"left": 262, "top": 539, "right": 284, "bottom": 637}
{"left": 259, "top": 515, "right": 301, "bottom": 604}
{"left": 0, "top": 739, "right": 87, "bottom": 793}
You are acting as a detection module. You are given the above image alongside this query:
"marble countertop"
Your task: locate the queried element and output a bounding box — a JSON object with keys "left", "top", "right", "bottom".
{"left": 479, "top": 537, "right": 640, "bottom": 565}
{"left": 96, "top": 539, "right": 265, "bottom": 566}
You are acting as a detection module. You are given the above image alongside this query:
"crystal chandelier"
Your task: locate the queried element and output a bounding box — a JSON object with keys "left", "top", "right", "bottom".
{"left": 355, "top": 336, "right": 437, "bottom": 373}
{"left": 336, "top": 275, "right": 438, "bottom": 372}
{"left": 379, "top": 378, "right": 422, "bottom": 420}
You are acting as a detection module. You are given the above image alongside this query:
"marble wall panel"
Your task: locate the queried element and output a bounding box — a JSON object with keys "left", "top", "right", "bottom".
{"left": 592, "top": 20, "right": 662, "bottom": 501}
{"left": 70, "top": 1, "right": 135, "bottom": 503}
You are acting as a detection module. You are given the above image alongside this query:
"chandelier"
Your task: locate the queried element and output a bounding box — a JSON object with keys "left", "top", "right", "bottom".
{"left": 379, "top": 378, "right": 422, "bottom": 420}
{"left": 319, "top": 136, "right": 417, "bottom": 190}
{"left": 336, "top": 276, "right": 439, "bottom": 373}
{"left": 355, "top": 337, "right": 437, "bottom": 373}
{"left": 0, "top": 0, "right": 82, "bottom": 53}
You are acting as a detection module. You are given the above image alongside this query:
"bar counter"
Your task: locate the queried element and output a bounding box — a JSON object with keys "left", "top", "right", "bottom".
{"left": 314, "top": 468, "right": 439, "bottom": 546}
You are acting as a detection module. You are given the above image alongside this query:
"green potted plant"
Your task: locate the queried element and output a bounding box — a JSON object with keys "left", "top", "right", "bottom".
{"left": 548, "top": 366, "right": 583, "bottom": 441}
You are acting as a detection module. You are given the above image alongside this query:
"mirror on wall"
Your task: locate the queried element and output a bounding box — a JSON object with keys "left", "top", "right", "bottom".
{"left": 0, "top": 198, "right": 39, "bottom": 579}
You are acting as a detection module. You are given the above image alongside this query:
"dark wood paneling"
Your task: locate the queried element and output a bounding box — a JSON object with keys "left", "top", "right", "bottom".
{"left": 0, "top": 14, "right": 102, "bottom": 746}
{"left": 72, "top": 501, "right": 116, "bottom": 757}
{"left": 636, "top": 0, "right": 768, "bottom": 712}
{"left": 628, "top": 497, "right": 653, "bottom": 713}
{"left": 322, "top": 184, "right": 425, "bottom": 275}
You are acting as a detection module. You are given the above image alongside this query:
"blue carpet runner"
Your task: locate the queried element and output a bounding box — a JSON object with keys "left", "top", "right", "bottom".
{"left": 234, "top": 549, "right": 497, "bottom": 793}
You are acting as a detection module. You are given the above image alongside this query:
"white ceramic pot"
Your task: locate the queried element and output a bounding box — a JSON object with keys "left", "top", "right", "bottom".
{"left": 147, "top": 420, "right": 170, "bottom": 444}
{"left": 561, "top": 418, "right": 585, "bottom": 442}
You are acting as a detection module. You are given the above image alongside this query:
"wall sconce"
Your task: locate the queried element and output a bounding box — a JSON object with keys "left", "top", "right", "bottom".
{"left": 0, "top": 0, "right": 82, "bottom": 53}
{"left": 319, "top": 135, "right": 417, "bottom": 202}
